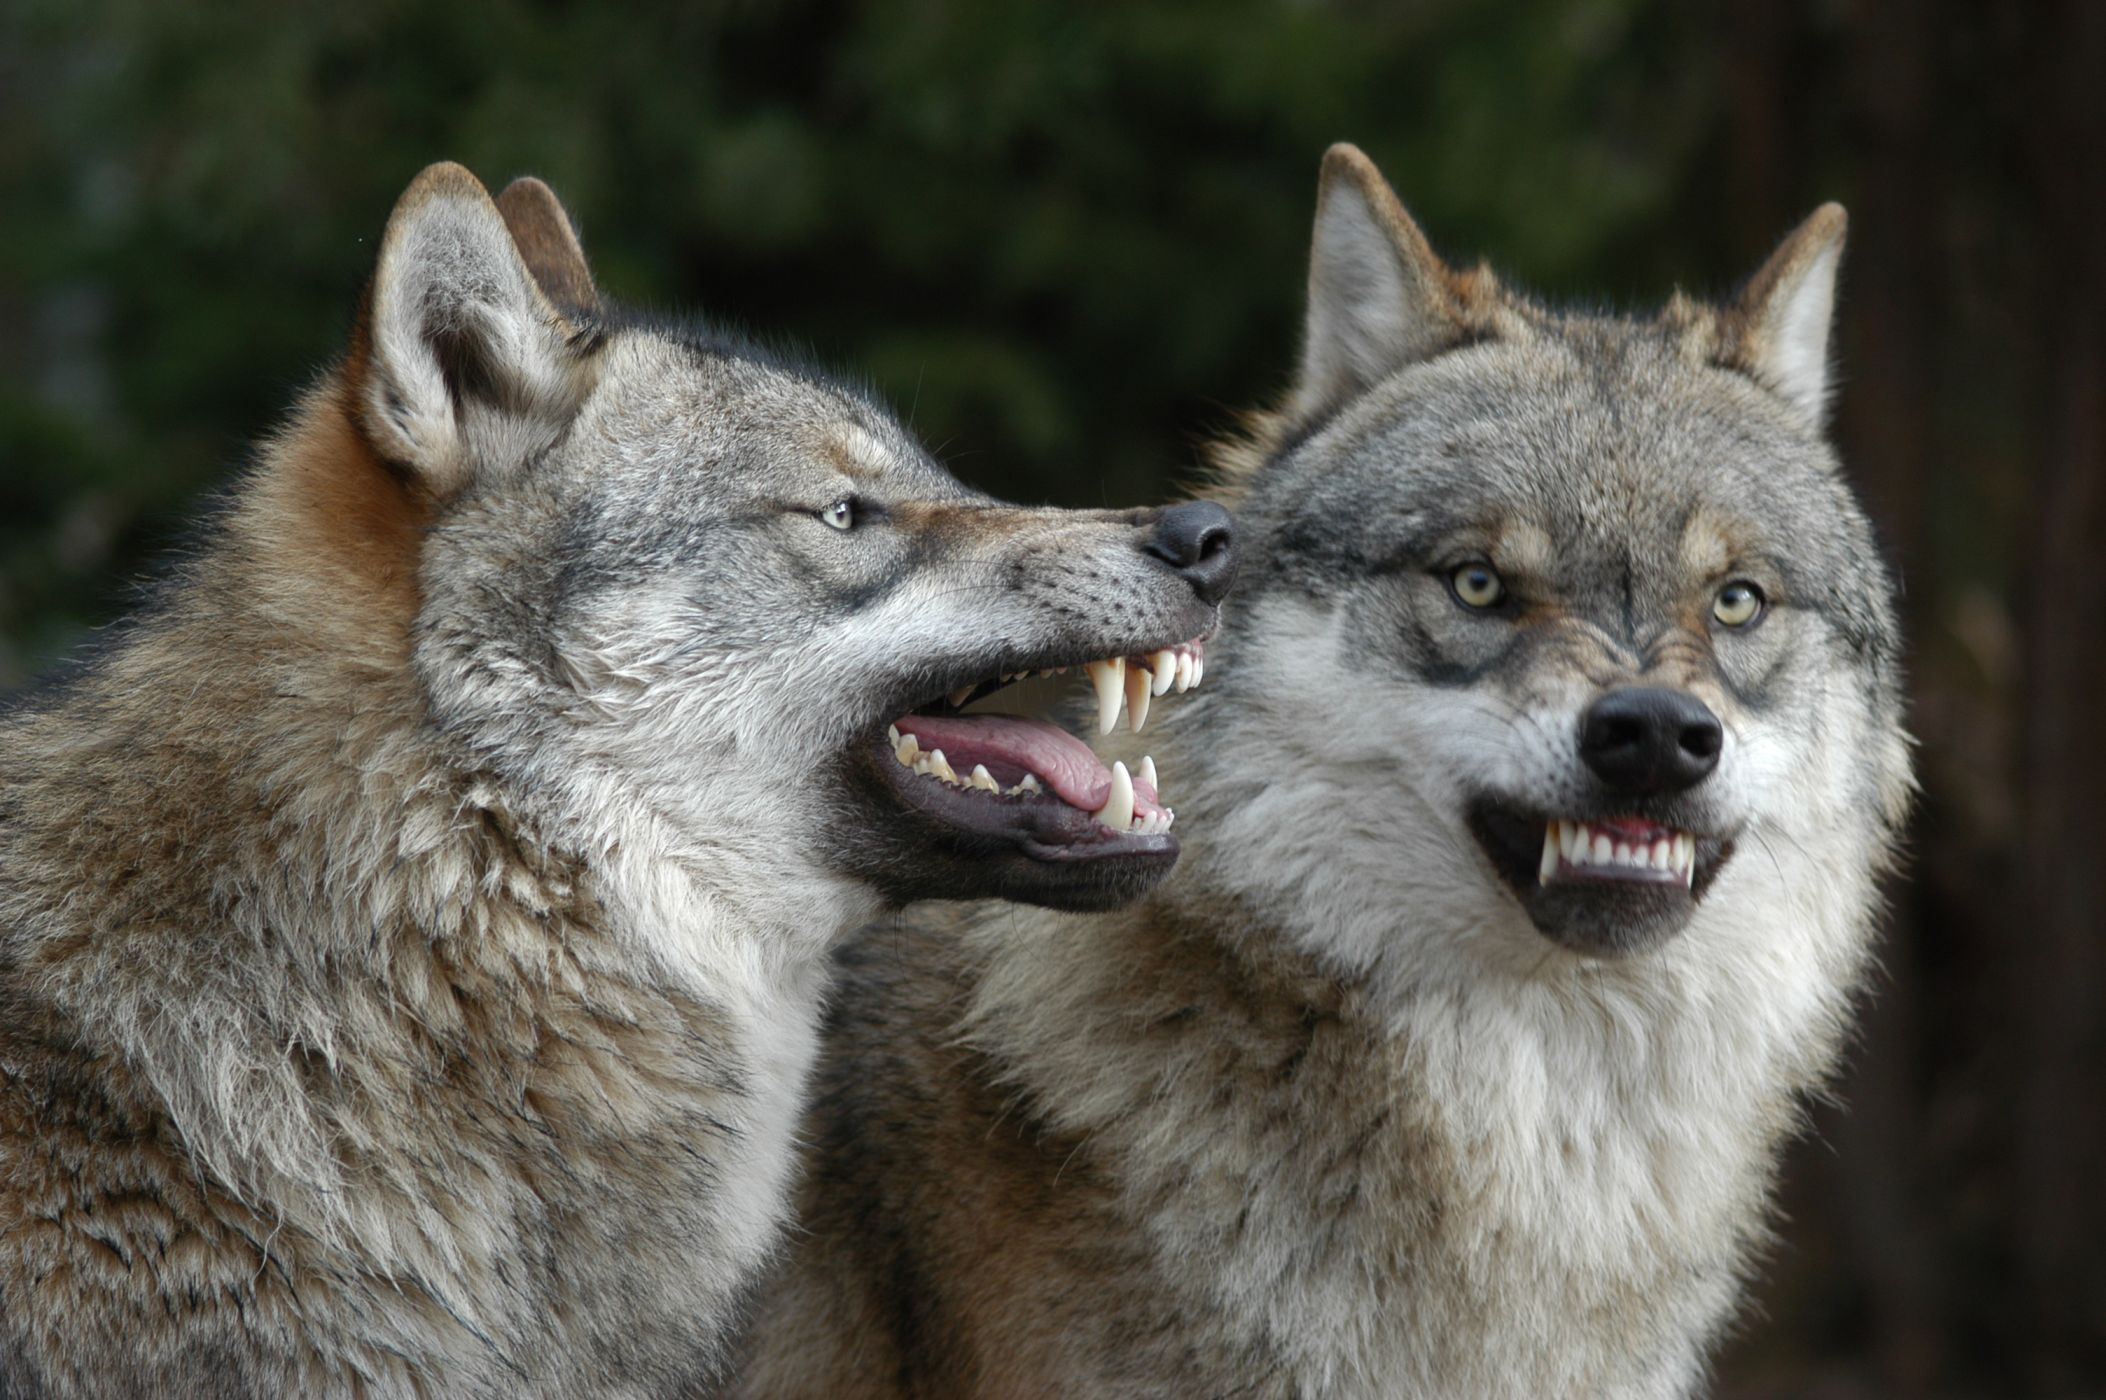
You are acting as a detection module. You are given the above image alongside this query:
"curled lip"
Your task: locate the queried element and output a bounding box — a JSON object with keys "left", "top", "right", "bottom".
{"left": 866, "top": 622, "right": 1217, "bottom": 864}
{"left": 1466, "top": 795, "right": 1740, "bottom": 954}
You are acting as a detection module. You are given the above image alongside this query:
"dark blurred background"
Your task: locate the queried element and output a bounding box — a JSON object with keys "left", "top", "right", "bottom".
{"left": 2, "top": 1, "right": 2099, "bottom": 1393}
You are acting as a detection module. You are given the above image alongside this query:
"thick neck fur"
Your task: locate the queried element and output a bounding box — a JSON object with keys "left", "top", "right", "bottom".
{"left": 0, "top": 386, "right": 842, "bottom": 1386}
{"left": 955, "top": 613, "right": 1882, "bottom": 1397}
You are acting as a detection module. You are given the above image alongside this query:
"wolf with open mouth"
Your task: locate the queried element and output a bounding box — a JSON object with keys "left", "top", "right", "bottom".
{"left": 0, "top": 164, "right": 1230, "bottom": 1397}
{"left": 730, "top": 145, "right": 1913, "bottom": 1398}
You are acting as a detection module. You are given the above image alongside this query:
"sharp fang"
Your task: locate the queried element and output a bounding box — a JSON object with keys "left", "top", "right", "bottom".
{"left": 1125, "top": 661, "right": 1152, "bottom": 733}
{"left": 1139, "top": 754, "right": 1157, "bottom": 791}
{"left": 1096, "top": 760, "right": 1135, "bottom": 831}
{"left": 926, "top": 749, "right": 957, "bottom": 784}
{"left": 1086, "top": 658, "right": 1126, "bottom": 735}
{"left": 968, "top": 764, "right": 1000, "bottom": 792}
{"left": 948, "top": 685, "right": 976, "bottom": 707}
{"left": 894, "top": 733, "right": 920, "bottom": 765}
{"left": 1149, "top": 650, "right": 1176, "bottom": 696}
{"left": 1538, "top": 824, "right": 1559, "bottom": 885}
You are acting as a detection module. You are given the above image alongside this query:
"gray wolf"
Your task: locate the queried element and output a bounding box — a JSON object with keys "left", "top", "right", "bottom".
{"left": 0, "top": 163, "right": 1231, "bottom": 1397}
{"left": 731, "top": 143, "right": 1913, "bottom": 1397}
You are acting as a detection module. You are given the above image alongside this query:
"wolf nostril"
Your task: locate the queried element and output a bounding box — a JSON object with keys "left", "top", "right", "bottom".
{"left": 1145, "top": 501, "right": 1238, "bottom": 607}
{"left": 1579, "top": 688, "right": 1723, "bottom": 796}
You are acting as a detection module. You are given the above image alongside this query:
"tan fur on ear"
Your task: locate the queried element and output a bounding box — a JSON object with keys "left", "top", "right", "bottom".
{"left": 496, "top": 177, "right": 598, "bottom": 317}
{"left": 1716, "top": 203, "right": 1849, "bottom": 428}
{"left": 1291, "top": 144, "right": 1506, "bottom": 423}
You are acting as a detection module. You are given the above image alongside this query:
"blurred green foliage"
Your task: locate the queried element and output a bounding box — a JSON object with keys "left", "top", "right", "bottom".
{"left": 0, "top": 0, "right": 1733, "bottom": 685}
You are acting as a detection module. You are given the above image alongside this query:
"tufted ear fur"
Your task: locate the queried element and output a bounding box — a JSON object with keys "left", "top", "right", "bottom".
{"left": 495, "top": 176, "right": 599, "bottom": 317}
{"left": 1291, "top": 144, "right": 1480, "bottom": 422}
{"left": 350, "top": 162, "right": 597, "bottom": 497}
{"left": 1720, "top": 204, "right": 1848, "bottom": 430}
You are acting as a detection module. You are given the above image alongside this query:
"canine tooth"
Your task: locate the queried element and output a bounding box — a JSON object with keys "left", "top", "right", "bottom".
{"left": 1125, "top": 661, "right": 1153, "bottom": 733}
{"left": 1538, "top": 826, "right": 1559, "bottom": 885}
{"left": 949, "top": 685, "right": 976, "bottom": 707}
{"left": 1096, "top": 760, "right": 1135, "bottom": 831}
{"left": 1150, "top": 650, "right": 1176, "bottom": 696}
{"left": 1139, "top": 755, "right": 1157, "bottom": 792}
{"left": 894, "top": 733, "right": 920, "bottom": 765}
{"left": 926, "top": 749, "right": 957, "bottom": 784}
{"left": 969, "top": 764, "right": 999, "bottom": 792}
{"left": 1086, "top": 658, "right": 1126, "bottom": 735}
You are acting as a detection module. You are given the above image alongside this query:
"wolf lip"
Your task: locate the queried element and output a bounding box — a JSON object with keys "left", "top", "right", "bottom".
{"left": 874, "top": 638, "right": 1206, "bottom": 853}
{"left": 1467, "top": 799, "right": 1736, "bottom": 956}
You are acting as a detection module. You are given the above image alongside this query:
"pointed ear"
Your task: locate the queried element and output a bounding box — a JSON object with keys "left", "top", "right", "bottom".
{"left": 495, "top": 176, "right": 598, "bottom": 316}
{"left": 1291, "top": 144, "right": 1475, "bottom": 421}
{"left": 350, "top": 162, "right": 595, "bottom": 497}
{"left": 1725, "top": 204, "right": 1848, "bottom": 429}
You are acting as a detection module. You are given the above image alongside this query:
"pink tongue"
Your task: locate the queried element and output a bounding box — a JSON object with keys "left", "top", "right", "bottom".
{"left": 895, "top": 713, "right": 1165, "bottom": 817}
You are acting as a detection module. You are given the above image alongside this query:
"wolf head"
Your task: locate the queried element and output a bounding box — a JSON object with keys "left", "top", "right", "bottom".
{"left": 1196, "top": 145, "right": 1910, "bottom": 966}
{"left": 346, "top": 165, "right": 1233, "bottom": 923}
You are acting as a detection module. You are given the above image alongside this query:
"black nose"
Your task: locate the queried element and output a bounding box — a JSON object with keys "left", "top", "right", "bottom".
{"left": 1578, "top": 688, "right": 1724, "bottom": 796}
{"left": 1144, "top": 501, "right": 1237, "bottom": 606}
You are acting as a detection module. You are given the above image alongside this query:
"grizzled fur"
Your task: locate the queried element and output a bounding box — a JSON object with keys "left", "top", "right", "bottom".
{"left": 732, "top": 145, "right": 1913, "bottom": 1396}
{"left": 0, "top": 165, "right": 1219, "bottom": 1397}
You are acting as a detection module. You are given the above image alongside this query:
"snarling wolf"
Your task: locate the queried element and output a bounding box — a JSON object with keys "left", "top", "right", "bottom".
{"left": 731, "top": 144, "right": 1913, "bottom": 1397}
{"left": 0, "top": 163, "right": 1231, "bottom": 1397}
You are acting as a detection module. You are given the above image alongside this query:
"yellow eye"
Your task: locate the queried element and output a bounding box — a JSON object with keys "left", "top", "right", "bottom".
{"left": 1713, "top": 581, "right": 1765, "bottom": 628}
{"left": 819, "top": 499, "right": 855, "bottom": 531}
{"left": 1450, "top": 563, "right": 1506, "bottom": 609}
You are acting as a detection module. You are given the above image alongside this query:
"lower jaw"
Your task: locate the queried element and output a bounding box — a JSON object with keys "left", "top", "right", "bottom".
{"left": 1468, "top": 803, "right": 1734, "bottom": 957}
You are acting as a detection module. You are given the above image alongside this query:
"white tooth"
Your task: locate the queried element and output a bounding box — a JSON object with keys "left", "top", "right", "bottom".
{"left": 1592, "top": 833, "right": 1613, "bottom": 866}
{"left": 1174, "top": 653, "right": 1193, "bottom": 692}
{"left": 1125, "top": 661, "right": 1152, "bottom": 733}
{"left": 1086, "top": 658, "right": 1126, "bottom": 735}
{"left": 894, "top": 734, "right": 920, "bottom": 765}
{"left": 949, "top": 685, "right": 976, "bottom": 707}
{"left": 912, "top": 758, "right": 931, "bottom": 775}
{"left": 1558, "top": 821, "right": 1578, "bottom": 861}
{"left": 969, "top": 764, "right": 1000, "bottom": 792}
{"left": 1139, "top": 755, "right": 1157, "bottom": 792}
{"left": 1652, "top": 838, "right": 1673, "bottom": 870}
{"left": 1538, "top": 826, "right": 1559, "bottom": 885}
{"left": 1614, "top": 841, "right": 1635, "bottom": 867}
{"left": 1150, "top": 650, "right": 1176, "bottom": 696}
{"left": 1163, "top": 807, "right": 1174, "bottom": 829}
{"left": 1019, "top": 773, "right": 1042, "bottom": 794}
{"left": 887, "top": 724, "right": 901, "bottom": 745}
{"left": 927, "top": 749, "right": 957, "bottom": 784}
{"left": 1096, "top": 760, "right": 1135, "bottom": 831}
{"left": 1191, "top": 653, "right": 1204, "bottom": 688}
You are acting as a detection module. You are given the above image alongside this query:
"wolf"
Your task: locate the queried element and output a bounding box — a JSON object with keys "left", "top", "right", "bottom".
{"left": 731, "top": 143, "right": 1914, "bottom": 1398}
{"left": 0, "top": 163, "right": 1233, "bottom": 1397}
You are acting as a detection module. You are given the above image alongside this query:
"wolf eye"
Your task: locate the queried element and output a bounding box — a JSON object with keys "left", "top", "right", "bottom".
{"left": 1449, "top": 563, "right": 1506, "bottom": 609}
{"left": 1713, "top": 581, "right": 1766, "bottom": 628}
{"left": 818, "top": 498, "right": 856, "bottom": 531}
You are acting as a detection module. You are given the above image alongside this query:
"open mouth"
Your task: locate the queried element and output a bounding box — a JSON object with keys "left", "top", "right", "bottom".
{"left": 874, "top": 642, "right": 1207, "bottom": 861}
{"left": 1468, "top": 800, "right": 1736, "bottom": 954}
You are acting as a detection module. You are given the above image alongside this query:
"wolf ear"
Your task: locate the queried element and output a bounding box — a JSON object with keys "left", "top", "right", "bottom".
{"left": 1291, "top": 144, "right": 1474, "bottom": 422}
{"left": 351, "top": 162, "right": 595, "bottom": 497}
{"left": 495, "top": 176, "right": 599, "bottom": 316}
{"left": 1724, "top": 204, "right": 1847, "bottom": 429}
